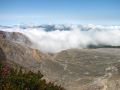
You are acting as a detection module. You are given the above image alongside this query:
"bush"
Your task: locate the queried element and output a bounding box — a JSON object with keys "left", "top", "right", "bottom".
{"left": 0, "top": 63, "right": 65, "bottom": 90}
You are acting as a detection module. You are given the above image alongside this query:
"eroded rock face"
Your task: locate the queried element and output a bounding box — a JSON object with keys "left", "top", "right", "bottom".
{"left": 39, "top": 49, "right": 120, "bottom": 90}
{"left": 5, "top": 32, "right": 32, "bottom": 46}
{"left": 0, "top": 37, "right": 46, "bottom": 71}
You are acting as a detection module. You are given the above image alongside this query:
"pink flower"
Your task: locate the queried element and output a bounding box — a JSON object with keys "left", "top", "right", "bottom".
{"left": 1, "top": 63, "right": 10, "bottom": 79}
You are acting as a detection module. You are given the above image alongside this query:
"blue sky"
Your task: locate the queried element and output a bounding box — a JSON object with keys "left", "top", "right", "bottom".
{"left": 0, "top": 0, "right": 120, "bottom": 25}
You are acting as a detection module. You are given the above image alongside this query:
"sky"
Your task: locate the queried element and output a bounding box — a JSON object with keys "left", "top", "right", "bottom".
{"left": 0, "top": 0, "right": 120, "bottom": 25}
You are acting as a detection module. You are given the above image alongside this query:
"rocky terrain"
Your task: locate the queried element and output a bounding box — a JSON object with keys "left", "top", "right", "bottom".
{"left": 1, "top": 30, "right": 120, "bottom": 90}
{"left": 0, "top": 31, "right": 48, "bottom": 71}
{"left": 41, "top": 48, "right": 120, "bottom": 90}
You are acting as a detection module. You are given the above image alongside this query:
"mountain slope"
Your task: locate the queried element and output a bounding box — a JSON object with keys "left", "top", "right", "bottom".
{"left": 1, "top": 30, "right": 120, "bottom": 90}
{"left": 40, "top": 48, "right": 120, "bottom": 90}
{"left": 0, "top": 33, "right": 47, "bottom": 71}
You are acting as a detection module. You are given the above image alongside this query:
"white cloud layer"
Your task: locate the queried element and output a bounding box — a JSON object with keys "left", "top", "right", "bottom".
{"left": 1, "top": 24, "right": 120, "bottom": 53}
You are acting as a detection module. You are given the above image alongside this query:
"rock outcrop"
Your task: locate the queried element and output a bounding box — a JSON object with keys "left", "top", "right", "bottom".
{"left": 5, "top": 31, "right": 32, "bottom": 46}
{"left": 0, "top": 32, "right": 47, "bottom": 71}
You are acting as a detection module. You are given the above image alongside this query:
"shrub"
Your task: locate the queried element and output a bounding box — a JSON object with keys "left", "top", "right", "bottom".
{"left": 0, "top": 63, "right": 65, "bottom": 90}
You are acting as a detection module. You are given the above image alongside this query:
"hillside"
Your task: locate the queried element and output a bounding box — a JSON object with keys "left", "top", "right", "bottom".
{"left": 1, "top": 31, "right": 120, "bottom": 90}
{"left": 0, "top": 31, "right": 48, "bottom": 71}
{"left": 45, "top": 48, "right": 120, "bottom": 90}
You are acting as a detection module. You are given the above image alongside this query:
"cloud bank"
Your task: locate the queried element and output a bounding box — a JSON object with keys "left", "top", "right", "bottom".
{"left": 1, "top": 24, "right": 120, "bottom": 53}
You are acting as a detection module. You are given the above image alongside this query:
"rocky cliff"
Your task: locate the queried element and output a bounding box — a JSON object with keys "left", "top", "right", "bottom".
{"left": 0, "top": 31, "right": 48, "bottom": 71}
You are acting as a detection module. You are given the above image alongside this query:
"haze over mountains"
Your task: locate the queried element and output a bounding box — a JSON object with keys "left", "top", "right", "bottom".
{"left": 0, "top": 0, "right": 119, "bottom": 89}
{"left": 1, "top": 24, "right": 120, "bottom": 90}
{"left": 1, "top": 24, "right": 120, "bottom": 53}
{"left": 1, "top": 28, "right": 120, "bottom": 90}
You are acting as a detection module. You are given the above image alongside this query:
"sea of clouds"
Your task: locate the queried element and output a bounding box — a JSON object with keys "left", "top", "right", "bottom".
{"left": 1, "top": 24, "right": 120, "bottom": 53}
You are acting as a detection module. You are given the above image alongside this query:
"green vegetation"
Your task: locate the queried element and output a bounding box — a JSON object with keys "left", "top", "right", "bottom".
{"left": 88, "top": 44, "right": 120, "bottom": 49}
{"left": 0, "top": 63, "right": 65, "bottom": 90}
